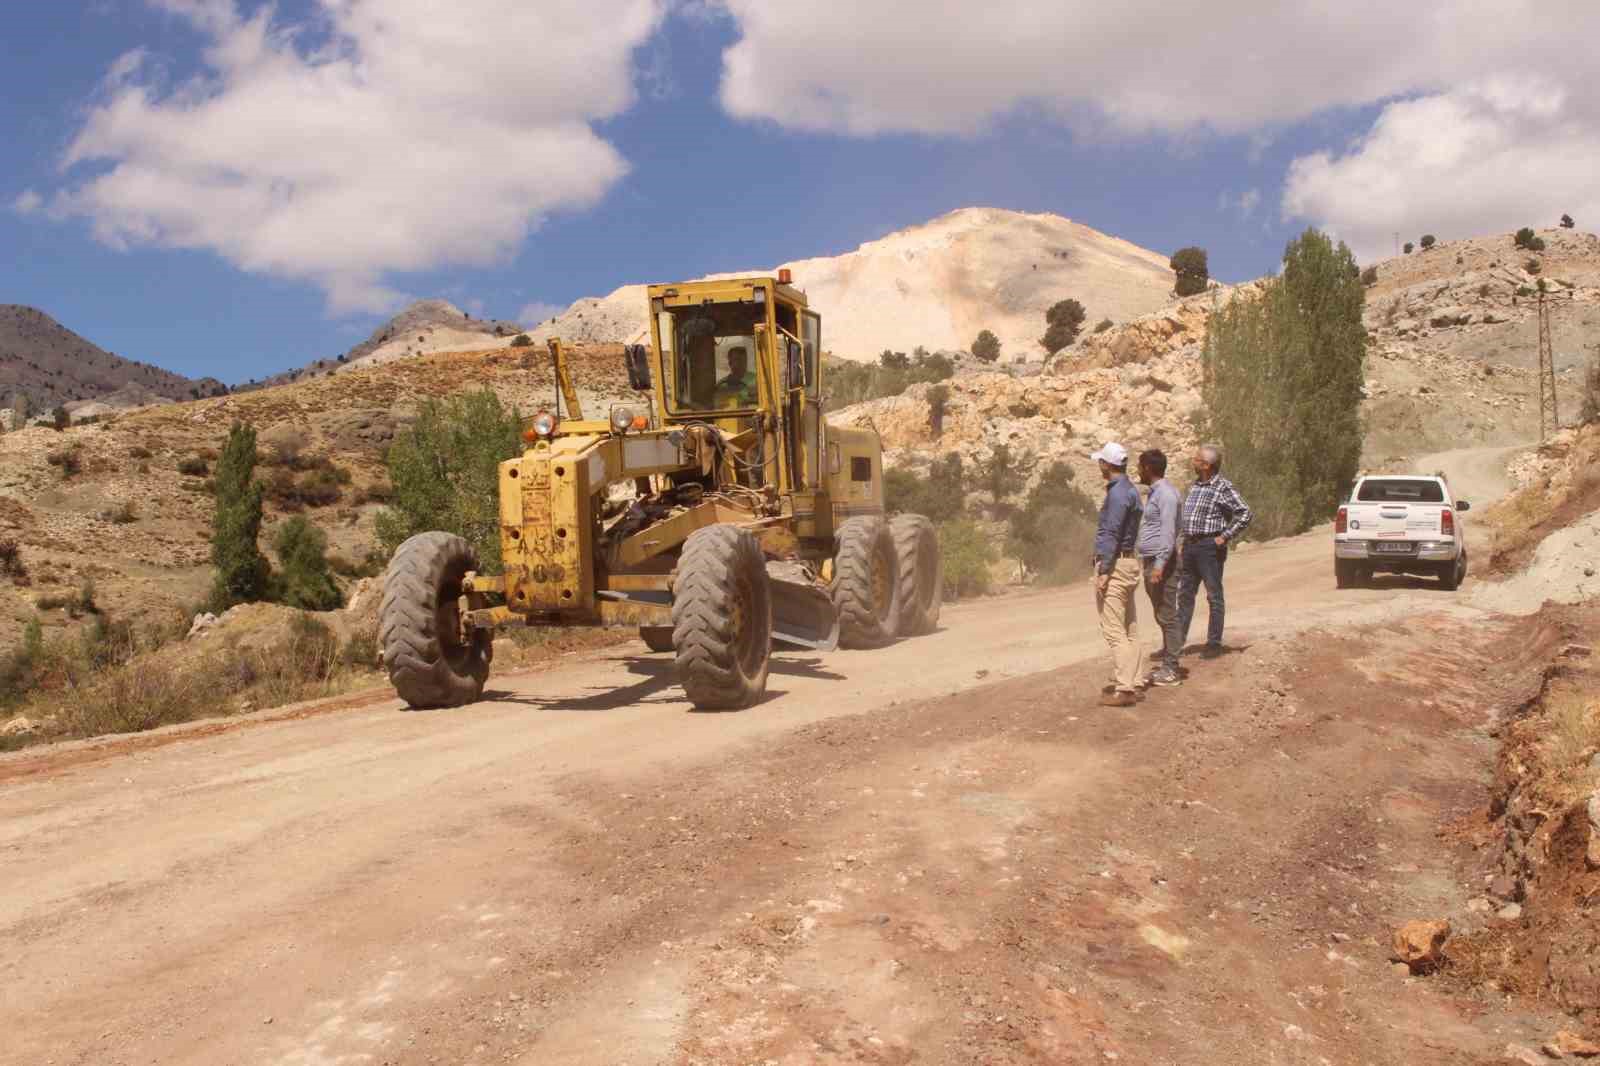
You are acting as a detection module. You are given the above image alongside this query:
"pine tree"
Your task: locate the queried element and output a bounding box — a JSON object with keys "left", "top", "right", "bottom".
{"left": 1040, "top": 299, "right": 1086, "bottom": 355}
{"left": 210, "top": 423, "right": 271, "bottom": 608}
{"left": 971, "top": 330, "right": 1001, "bottom": 362}
{"left": 1169, "top": 246, "right": 1210, "bottom": 297}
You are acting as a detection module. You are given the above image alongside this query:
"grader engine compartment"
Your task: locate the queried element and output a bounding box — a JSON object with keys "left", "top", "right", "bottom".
{"left": 377, "top": 275, "right": 944, "bottom": 712}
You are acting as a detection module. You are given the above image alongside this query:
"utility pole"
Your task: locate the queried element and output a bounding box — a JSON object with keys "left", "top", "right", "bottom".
{"left": 1537, "top": 287, "right": 1559, "bottom": 440}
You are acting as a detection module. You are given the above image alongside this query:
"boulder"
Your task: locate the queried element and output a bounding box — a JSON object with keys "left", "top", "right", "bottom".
{"left": 1, "top": 715, "right": 37, "bottom": 738}
{"left": 1545, "top": 1030, "right": 1600, "bottom": 1058}
{"left": 1391, "top": 918, "right": 1450, "bottom": 973}
{"left": 187, "top": 612, "right": 220, "bottom": 640}
{"left": 1429, "top": 306, "right": 1475, "bottom": 328}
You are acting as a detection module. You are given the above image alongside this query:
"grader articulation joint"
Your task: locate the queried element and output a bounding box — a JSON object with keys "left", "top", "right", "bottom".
{"left": 378, "top": 276, "right": 941, "bottom": 711}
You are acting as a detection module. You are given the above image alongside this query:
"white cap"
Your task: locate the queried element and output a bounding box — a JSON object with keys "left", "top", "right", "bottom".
{"left": 1089, "top": 441, "right": 1128, "bottom": 467}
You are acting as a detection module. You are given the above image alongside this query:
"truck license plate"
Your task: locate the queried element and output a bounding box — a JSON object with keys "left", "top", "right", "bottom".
{"left": 1374, "top": 541, "right": 1414, "bottom": 554}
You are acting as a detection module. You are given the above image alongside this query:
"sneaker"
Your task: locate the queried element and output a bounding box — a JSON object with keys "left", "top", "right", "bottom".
{"left": 1149, "top": 668, "right": 1181, "bottom": 687}
{"left": 1100, "top": 690, "right": 1138, "bottom": 707}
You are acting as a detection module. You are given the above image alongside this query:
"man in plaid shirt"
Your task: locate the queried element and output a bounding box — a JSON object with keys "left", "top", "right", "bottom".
{"left": 1177, "top": 444, "right": 1252, "bottom": 659}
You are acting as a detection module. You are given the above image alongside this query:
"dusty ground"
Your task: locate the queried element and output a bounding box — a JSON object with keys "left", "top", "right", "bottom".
{"left": 7, "top": 446, "right": 1593, "bottom": 1064}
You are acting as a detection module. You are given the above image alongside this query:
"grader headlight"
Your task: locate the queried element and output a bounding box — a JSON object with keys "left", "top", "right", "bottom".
{"left": 524, "top": 410, "right": 558, "bottom": 443}
{"left": 609, "top": 404, "right": 647, "bottom": 435}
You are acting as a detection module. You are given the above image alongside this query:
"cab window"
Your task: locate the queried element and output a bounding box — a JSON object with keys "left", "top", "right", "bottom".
{"left": 668, "top": 306, "right": 761, "bottom": 413}
{"left": 801, "top": 312, "right": 821, "bottom": 399}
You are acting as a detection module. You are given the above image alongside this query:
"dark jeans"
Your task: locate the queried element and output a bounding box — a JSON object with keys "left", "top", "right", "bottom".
{"left": 1142, "top": 557, "right": 1182, "bottom": 671}
{"left": 1177, "top": 537, "right": 1228, "bottom": 649}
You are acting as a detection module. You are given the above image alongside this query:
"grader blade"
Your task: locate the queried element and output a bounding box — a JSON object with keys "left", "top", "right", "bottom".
{"left": 769, "top": 575, "right": 840, "bottom": 652}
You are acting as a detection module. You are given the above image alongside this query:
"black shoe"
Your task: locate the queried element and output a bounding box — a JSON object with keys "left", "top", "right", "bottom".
{"left": 1199, "top": 644, "right": 1225, "bottom": 660}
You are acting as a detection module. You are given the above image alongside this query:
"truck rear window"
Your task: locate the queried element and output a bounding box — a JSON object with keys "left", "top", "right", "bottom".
{"left": 1355, "top": 479, "right": 1444, "bottom": 503}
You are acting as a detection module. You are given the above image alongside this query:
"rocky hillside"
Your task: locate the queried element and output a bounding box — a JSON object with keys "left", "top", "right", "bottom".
{"left": 246, "top": 299, "right": 526, "bottom": 389}
{"left": 529, "top": 208, "right": 1179, "bottom": 361}
{"left": 0, "top": 305, "right": 227, "bottom": 417}
{"left": 834, "top": 225, "right": 1599, "bottom": 498}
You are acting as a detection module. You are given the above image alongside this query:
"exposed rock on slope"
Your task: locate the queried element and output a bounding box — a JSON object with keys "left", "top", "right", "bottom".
{"left": 531, "top": 208, "right": 1177, "bottom": 361}
{"left": 833, "top": 226, "right": 1600, "bottom": 495}
{"left": 0, "top": 305, "right": 225, "bottom": 414}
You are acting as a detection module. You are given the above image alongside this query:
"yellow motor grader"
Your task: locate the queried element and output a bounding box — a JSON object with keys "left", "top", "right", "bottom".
{"left": 378, "top": 273, "right": 941, "bottom": 710}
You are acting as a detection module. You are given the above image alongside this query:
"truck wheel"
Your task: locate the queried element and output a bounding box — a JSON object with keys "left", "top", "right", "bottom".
{"left": 639, "top": 626, "right": 675, "bottom": 653}
{"left": 891, "top": 514, "right": 941, "bottom": 636}
{"left": 832, "top": 515, "right": 901, "bottom": 648}
{"left": 1440, "top": 552, "right": 1465, "bottom": 591}
{"left": 379, "top": 531, "right": 492, "bottom": 709}
{"left": 1334, "top": 558, "right": 1357, "bottom": 589}
{"left": 672, "top": 525, "right": 772, "bottom": 709}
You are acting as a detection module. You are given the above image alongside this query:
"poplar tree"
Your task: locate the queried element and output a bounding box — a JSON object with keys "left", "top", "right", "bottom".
{"left": 210, "top": 423, "right": 271, "bottom": 608}
{"left": 1202, "top": 228, "right": 1366, "bottom": 539}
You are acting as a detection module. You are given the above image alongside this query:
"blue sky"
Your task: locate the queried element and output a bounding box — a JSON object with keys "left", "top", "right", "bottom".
{"left": 4, "top": 3, "right": 1595, "bottom": 385}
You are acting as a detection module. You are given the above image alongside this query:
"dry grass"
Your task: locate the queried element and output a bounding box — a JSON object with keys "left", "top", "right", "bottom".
{"left": 1540, "top": 685, "right": 1600, "bottom": 804}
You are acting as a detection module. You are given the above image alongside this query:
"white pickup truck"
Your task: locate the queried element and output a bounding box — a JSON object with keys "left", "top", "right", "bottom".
{"left": 1334, "top": 474, "right": 1471, "bottom": 590}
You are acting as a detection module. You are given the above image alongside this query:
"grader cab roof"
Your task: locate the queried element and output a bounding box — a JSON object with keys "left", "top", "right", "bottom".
{"left": 647, "top": 275, "right": 808, "bottom": 307}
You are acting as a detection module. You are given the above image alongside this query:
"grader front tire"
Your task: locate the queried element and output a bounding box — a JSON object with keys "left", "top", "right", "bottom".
{"left": 891, "top": 513, "right": 941, "bottom": 636}
{"left": 671, "top": 525, "right": 772, "bottom": 710}
{"left": 832, "top": 515, "right": 901, "bottom": 649}
{"left": 378, "top": 531, "right": 492, "bottom": 709}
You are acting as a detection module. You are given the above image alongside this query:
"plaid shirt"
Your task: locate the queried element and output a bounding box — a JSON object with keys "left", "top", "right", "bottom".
{"left": 1180, "top": 474, "right": 1252, "bottom": 542}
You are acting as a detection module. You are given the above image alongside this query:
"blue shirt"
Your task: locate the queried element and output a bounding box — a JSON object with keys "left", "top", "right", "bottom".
{"left": 1136, "top": 477, "right": 1180, "bottom": 567}
{"left": 1095, "top": 473, "right": 1143, "bottom": 573}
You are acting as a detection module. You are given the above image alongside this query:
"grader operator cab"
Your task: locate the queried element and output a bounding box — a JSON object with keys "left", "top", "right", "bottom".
{"left": 378, "top": 274, "right": 942, "bottom": 710}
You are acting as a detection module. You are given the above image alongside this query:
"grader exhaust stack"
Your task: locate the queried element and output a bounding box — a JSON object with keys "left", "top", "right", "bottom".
{"left": 378, "top": 275, "right": 942, "bottom": 711}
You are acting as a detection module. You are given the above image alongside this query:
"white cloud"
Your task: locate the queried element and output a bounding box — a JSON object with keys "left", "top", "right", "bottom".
{"left": 44, "top": 0, "right": 665, "bottom": 312}
{"left": 1283, "top": 77, "right": 1600, "bottom": 264}
{"left": 12, "top": 189, "right": 43, "bottom": 215}
{"left": 713, "top": 2, "right": 1591, "bottom": 137}
{"left": 517, "top": 300, "right": 565, "bottom": 326}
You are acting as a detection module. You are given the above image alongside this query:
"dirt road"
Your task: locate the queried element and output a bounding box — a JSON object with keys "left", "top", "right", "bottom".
{"left": 3, "top": 447, "right": 1557, "bottom": 1065}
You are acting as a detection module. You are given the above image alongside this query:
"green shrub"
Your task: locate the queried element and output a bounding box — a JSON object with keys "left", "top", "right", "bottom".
{"left": 341, "top": 632, "right": 379, "bottom": 670}
{"left": 1360, "top": 266, "right": 1379, "bottom": 286}
{"left": 510, "top": 333, "right": 533, "bottom": 347}
{"left": 971, "top": 329, "right": 1001, "bottom": 362}
{"left": 1580, "top": 360, "right": 1600, "bottom": 426}
{"left": 938, "top": 519, "right": 996, "bottom": 599}
{"left": 177, "top": 456, "right": 209, "bottom": 477}
{"left": 1526, "top": 257, "right": 1542, "bottom": 275}
{"left": 375, "top": 389, "right": 522, "bottom": 570}
{"left": 1041, "top": 299, "right": 1086, "bottom": 355}
{"left": 127, "top": 445, "right": 153, "bottom": 460}
{"left": 1419, "top": 234, "right": 1436, "bottom": 249}
{"left": 885, "top": 454, "right": 964, "bottom": 522}
{"left": 271, "top": 516, "right": 343, "bottom": 611}
{"left": 1006, "top": 462, "right": 1098, "bottom": 583}
{"left": 1403, "top": 242, "right": 1413, "bottom": 254}
{"left": 1560, "top": 213, "right": 1575, "bottom": 229}
{"left": 46, "top": 448, "right": 81, "bottom": 478}
{"left": 978, "top": 444, "right": 1026, "bottom": 507}
{"left": 1169, "top": 246, "right": 1210, "bottom": 297}
{"left": 1093, "top": 318, "right": 1114, "bottom": 334}
{"left": 51, "top": 406, "right": 69, "bottom": 431}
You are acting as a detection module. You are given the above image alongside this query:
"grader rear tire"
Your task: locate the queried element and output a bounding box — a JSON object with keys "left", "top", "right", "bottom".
{"left": 379, "top": 531, "right": 492, "bottom": 709}
{"left": 891, "top": 514, "right": 941, "bottom": 636}
{"left": 671, "top": 525, "right": 772, "bottom": 710}
{"left": 832, "top": 515, "right": 901, "bottom": 649}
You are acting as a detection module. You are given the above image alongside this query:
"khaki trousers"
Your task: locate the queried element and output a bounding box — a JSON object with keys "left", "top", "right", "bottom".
{"left": 1096, "top": 557, "right": 1146, "bottom": 693}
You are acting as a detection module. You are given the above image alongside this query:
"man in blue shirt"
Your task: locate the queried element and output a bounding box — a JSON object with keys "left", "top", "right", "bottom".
{"left": 1091, "top": 442, "right": 1145, "bottom": 706}
{"left": 1136, "top": 449, "right": 1182, "bottom": 687}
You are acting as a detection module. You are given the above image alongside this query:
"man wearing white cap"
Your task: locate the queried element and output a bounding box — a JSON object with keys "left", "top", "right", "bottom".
{"left": 1090, "top": 442, "right": 1145, "bottom": 707}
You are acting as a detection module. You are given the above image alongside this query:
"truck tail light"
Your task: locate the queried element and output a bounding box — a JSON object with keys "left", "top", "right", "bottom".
{"left": 1336, "top": 506, "right": 1348, "bottom": 534}
{"left": 1441, "top": 508, "right": 1454, "bottom": 537}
